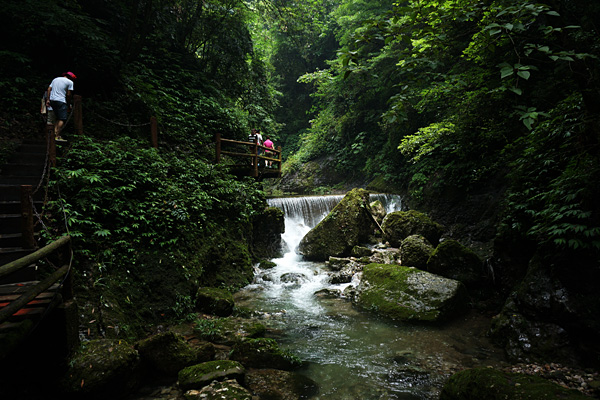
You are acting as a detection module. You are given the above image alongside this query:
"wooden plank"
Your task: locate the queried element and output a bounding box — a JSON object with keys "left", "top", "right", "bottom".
{"left": 0, "top": 235, "right": 70, "bottom": 278}
{"left": 221, "top": 151, "right": 254, "bottom": 158}
{"left": 0, "top": 282, "right": 59, "bottom": 295}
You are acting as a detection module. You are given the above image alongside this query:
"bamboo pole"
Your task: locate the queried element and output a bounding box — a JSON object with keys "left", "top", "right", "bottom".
{"left": 150, "top": 116, "right": 158, "bottom": 148}
{"left": 0, "top": 264, "right": 68, "bottom": 325}
{"left": 0, "top": 236, "right": 71, "bottom": 279}
{"left": 73, "top": 95, "right": 83, "bottom": 135}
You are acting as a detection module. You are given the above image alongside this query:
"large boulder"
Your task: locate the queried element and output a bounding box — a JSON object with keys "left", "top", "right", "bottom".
{"left": 440, "top": 367, "right": 590, "bottom": 400}
{"left": 399, "top": 235, "right": 434, "bottom": 269}
{"left": 230, "top": 338, "right": 303, "bottom": 370}
{"left": 244, "top": 368, "right": 319, "bottom": 400}
{"left": 195, "top": 287, "right": 234, "bottom": 317}
{"left": 354, "top": 263, "right": 468, "bottom": 323}
{"left": 252, "top": 206, "right": 285, "bottom": 259}
{"left": 61, "top": 339, "right": 142, "bottom": 399}
{"left": 136, "top": 331, "right": 214, "bottom": 376}
{"left": 370, "top": 199, "right": 386, "bottom": 225}
{"left": 298, "top": 188, "right": 377, "bottom": 261}
{"left": 426, "top": 239, "right": 483, "bottom": 287}
{"left": 178, "top": 360, "right": 245, "bottom": 391}
{"left": 382, "top": 210, "right": 444, "bottom": 247}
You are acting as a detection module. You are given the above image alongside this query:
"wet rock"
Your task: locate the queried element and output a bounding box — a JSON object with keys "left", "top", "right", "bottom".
{"left": 329, "top": 269, "right": 354, "bottom": 284}
{"left": 314, "top": 288, "right": 342, "bottom": 298}
{"left": 280, "top": 272, "right": 309, "bottom": 286}
{"left": 195, "top": 287, "right": 234, "bottom": 317}
{"left": 184, "top": 379, "right": 253, "bottom": 400}
{"left": 440, "top": 367, "right": 591, "bottom": 400}
{"left": 426, "top": 239, "right": 483, "bottom": 288}
{"left": 61, "top": 339, "right": 143, "bottom": 399}
{"left": 370, "top": 199, "right": 386, "bottom": 225}
{"left": 178, "top": 360, "right": 245, "bottom": 391}
{"left": 382, "top": 210, "right": 444, "bottom": 247}
{"left": 298, "top": 188, "right": 377, "bottom": 261}
{"left": 193, "top": 317, "right": 267, "bottom": 345}
{"left": 230, "top": 338, "right": 303, "bottom": 370}
{"left": 136, "top": 331, "right": 214, "bottom": 376}
{"left": 354, "top": 263, "right": 468, "bottom": 323}
{"left": 400, "top": 235, "right": 434, "bottom": 269}
{"left": 327, "top": 256, "right": 352, "bottom": 271}
{"left": 244, "top": 368, "right": 319, "bottom": 400}
{"left": 259, "top": 260, "right": 277, "bottom": 269}
{"left": 252, "top": 206, "right": 285, "bottom": 259}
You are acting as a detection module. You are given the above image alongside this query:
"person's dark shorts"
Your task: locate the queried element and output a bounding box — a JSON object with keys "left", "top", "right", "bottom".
{"left": 50, "top": 101, "right": 68, "bottom": 121}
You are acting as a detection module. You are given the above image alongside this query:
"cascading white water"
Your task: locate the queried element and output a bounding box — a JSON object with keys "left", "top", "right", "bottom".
{"left": 235, "top": 193, "right": 504, "bottom": 400}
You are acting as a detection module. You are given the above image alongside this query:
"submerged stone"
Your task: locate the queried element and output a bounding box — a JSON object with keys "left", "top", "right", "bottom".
{"left": 230, "top": 338, "right": 303, "bottom": 370}
{"left": 440, "top": 367, "right": 591, "bottom": 400}
{"left": 298, "top": 188, "right": 377, "bottom": 261}
{"left": 354, "top": 263, "right": 468, "bottom": 322}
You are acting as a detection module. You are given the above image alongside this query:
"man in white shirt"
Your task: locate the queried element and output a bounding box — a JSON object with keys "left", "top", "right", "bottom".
{"left": 46, "top": 71, "right": 76, "bottom": 141}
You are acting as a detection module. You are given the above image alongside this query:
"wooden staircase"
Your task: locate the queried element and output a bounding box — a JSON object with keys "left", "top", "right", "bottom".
{"left": 0, "top": 139, "right": 47, "bottom": 283}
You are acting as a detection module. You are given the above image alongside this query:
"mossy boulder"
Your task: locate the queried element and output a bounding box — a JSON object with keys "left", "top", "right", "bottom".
{"left": 354, "top": 263, "right": 468, "bottom": 323}
{"left": 136, "top": 331, "right": 213, "bottom": 376}
{"left": 382, "top": 210, "right": 444, "bottom": 247}
{"left": 61, "top": 339, "right": 142, "bottom": 399}
{"left": 298, "top": 188, "right": 377, "bottom": 261}
{"left": 352, "top": 245, "right": 374, "bottom": 257}
{"left": 195, "top": 287, "right": 234, "bottom": 317}
{"left": 230, "top": 338, "right": 303, "bottom": 370}
{"left": 184, "top": 379, "right": 253, "bottom": 400}
{"left": 399, "top": 235, "right": 434, "bottom": 269}
{"left": 440, "top": 367, "right": 591, "bottom": 400}
{"left": 427, "top": 239, "right": 483, "bottom": 287}
{"left": 178, "top": 360, "right": 245, "bottom": 391}
{"left": 252, "top": 206, "right": 285, "bottom": 259}
{"left": 244, "top": 368, "right": 319, "bottom": 400}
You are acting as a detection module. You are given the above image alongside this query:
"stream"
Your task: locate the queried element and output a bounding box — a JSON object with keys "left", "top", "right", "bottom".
{"left": 234, "top": 194, "right": 507, "bottom": 399}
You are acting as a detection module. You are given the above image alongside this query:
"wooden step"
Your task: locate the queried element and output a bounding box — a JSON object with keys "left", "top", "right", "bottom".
{"left": 0, "top": 200, "right": 44, "bottom": 215}
{"left": 1, "top": 163, "right": 45, "bottom": 177}
{"left": 0, "top": 185, "right": 44, "bottom": 202}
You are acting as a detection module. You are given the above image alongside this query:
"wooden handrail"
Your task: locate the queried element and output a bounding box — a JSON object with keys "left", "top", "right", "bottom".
{"left": 0, "top": 236, "right": 71, "bottom": 279}
{"left": 215, "top": 133, "right": 282, "bottom": 177}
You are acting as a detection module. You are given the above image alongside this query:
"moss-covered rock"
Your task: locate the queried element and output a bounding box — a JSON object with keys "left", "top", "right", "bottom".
{"left": 298, "top": 188, "right": 377, "bottom": 261}
{"left": 193, "top": 317, "right": 267, "bottom": 345}
{"left": 399, "top": 235, "right": 434, "bottom": 269}
{"left": 230, "top": 338, "right": 303, "bottom": 370}
{"left": 195, "top": 287, "right": 234, "bottom": 317}
{"left": 184, "top": 379, "right": 253, "bottom": 400}
{"left": 244, "top": 368, "right": 319, "bottom": 400}
{"left": 382, "top": 210, "right": 444, "bottom": 247}
{"left": 178, "top": 360, "right": 245, "bottom": 391}
{"left": 136, "top": 331, "right": 213, "bottom": 376}
{"left": 354, "top": 263, "right": 468, "bottom": 323}
{"left": 427, "top": 239, "right": 484, "bottom": 287}
{"left": 440, "top": 367, "right": 591, "bottom": 400}
{"left": 61, "top": 339, "right": 142, "bottom": 399}
{"left": 252, "top": 206, "right": 285, "bottom": 260}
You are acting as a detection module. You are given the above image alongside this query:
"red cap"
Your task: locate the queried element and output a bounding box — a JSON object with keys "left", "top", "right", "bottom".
{"left": 65, "top": 71, "right": 77, "bottom": 79}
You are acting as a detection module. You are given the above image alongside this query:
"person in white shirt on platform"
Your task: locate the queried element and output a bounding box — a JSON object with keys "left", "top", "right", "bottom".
{"left": 46, "top": 71, "right": 76, "bottom": 141}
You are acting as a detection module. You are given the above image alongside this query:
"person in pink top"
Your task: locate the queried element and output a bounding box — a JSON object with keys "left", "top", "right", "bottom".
{"left": 263, "top": 136, "right": 274, "bottom": 167}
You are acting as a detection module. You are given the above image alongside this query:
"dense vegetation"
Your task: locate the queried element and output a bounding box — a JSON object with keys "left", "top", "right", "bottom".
{"left": 1, "top": 0, "right": 599, "bottom": 366}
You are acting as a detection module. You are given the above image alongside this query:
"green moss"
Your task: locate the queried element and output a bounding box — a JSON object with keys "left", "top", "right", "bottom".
{"left": 178, "top": 360, "right": 245, "bottom": 391}
{"left": 230, "top": 338, "right": 303, "bottom": 370}
{"left": 440, "top": 368, "right": 591, "bottom": 400}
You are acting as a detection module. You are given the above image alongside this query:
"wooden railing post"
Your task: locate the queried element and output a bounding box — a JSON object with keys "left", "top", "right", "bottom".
{"left": 73, "top": 95, "right": 83, "bottom": 135}
{"left": 20, "top": 185, "right": 35, "bottom": 249}
{"left": 215, "top": 132, "right": 222, "bottom": 163}
{"left": 150, "top": 116, "right": 158, "bottom": 148}
{"left": 277, "top": 146, "right": 282, "bottom": 178}
{"left": 252, "top": 139, "right": 259, "bottom": 177}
